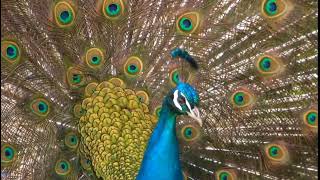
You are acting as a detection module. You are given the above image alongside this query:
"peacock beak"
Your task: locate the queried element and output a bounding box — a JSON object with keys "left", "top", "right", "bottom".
{"left": 187, "top": 106, "right": 202, "bottom": 127}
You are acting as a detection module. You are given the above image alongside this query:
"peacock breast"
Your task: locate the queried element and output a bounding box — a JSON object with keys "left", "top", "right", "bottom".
{"left": 78, "top": 78, "right": 157, "bottom": 180}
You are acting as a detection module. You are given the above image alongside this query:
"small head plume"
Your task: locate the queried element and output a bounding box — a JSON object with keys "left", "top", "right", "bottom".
{"left": 171, "top": 48, "right": 199, "bottom": 70}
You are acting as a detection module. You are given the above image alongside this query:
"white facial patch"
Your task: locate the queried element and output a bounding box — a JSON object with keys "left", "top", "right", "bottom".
{"left": 173, "top": 90, "right": 182, "bottom": 111}
{"left": 173, "top": 90, "right": 202, "bottom": 126}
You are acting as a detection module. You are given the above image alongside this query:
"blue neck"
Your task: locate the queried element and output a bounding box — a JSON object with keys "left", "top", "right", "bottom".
{"left": 136, "top": 98, "right": 183, "bottom": 180}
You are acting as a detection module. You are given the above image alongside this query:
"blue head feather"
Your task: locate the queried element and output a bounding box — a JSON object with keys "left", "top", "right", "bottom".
{"left": 170, "top": 48, "right": 199, "bottom": 69}
{"left": 137, "top": 82, "right": 200, "bottom": 180}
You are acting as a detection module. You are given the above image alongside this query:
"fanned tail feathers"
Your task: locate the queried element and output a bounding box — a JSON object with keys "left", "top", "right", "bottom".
{"left": 1, "top": 0, "right": 318, "bottom": 179}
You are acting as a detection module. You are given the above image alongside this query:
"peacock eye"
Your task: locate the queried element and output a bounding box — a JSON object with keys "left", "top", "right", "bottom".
{"left": 85, "top": 48, "right": 105, "bottom": 69}
{"left": 178, "top": 96, "right": 186, "bottom": 105}
{"left": 1, "top": 144, "right": 17, "bottom": 163}
{"left": 66, "top": 67, "right": 85, "bottom": 89}
{"left": 102, "top": 0, "right": 125, "bottom": 20}
{"left": 55, "top": 159, "right": 71, "bottom": 176}
{"left": 180, "top": 125, "right": 200, "bottom": 142}
{"left": 303, "top": 109, "right": 318, "bottom": 128}
{"left": 124, "top": 56, "right": 143, "bottom": 77}
{"left": 262, "top": 0, "right": 287, "bottom": 18}
{"left": 106, "top": 3, "right": 121, "bottom": 17}
{"left": 256, "top": 55, "right": 282, "bottom": 76}
{"left": 1, "top": 40, "right": 21, "bottom": 64}
{"left": 216, "top": 169, "right": 237, "bottom": 180}
{"left": 30, "top": 98, "right": 50, "bottom": 117}
{"left": 264, "top": 143, "right": 289, "bottom": 164}
{"left": 179, "top": 18, "right": 193, "bottom": 32}
{"left": 230, "top": 89, "right": 255, "bottom": 109}
{"left": 54, "top": 1, "right": 76, "bottom": 28}
{"left": 176, "top": 11, "right": 201, "bottom": 34}
{"left": 219, "top": 172, "right": 229, "bottom": 180}
{"left": 64, "top": 132, "right": 79, "bottom": 149}
{"left": 268, "top": 146, "right": 281, "bottom": 158}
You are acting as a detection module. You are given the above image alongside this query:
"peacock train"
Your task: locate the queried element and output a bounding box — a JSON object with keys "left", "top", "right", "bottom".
{"left": 1, "top": 0, "right": 318, "bottom": 179}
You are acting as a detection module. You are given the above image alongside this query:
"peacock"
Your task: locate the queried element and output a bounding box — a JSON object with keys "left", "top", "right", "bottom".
{"left": 1, "top": 0, "right": 318, "bottom": 179}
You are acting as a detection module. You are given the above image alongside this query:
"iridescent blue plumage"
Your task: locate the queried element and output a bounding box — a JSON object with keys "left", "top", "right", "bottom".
{"left": 137, "top": 83, "right": 200, "bottom": 180}
{"left": 170, "top": 48, "right": 199, "bottom": 69}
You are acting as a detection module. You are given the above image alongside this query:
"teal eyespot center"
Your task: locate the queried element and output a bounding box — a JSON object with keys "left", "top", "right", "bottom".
{"left": 91, "top": 56, "right": 101, "bottom": 65}
{"left": 106, "top": 3, "right": 121, "bottom": 17}
{"left": 70, "top": 135, "right": 78, "bottom": 145}
{"left": 172, "top": 71, "right": 180, "bottom": 84}
{"left": 219, "top": 172, "right": 229, "bottom": 180}
{"left": 6, "top": 45, "right": 18, "bottom": 59}
{"left": 127, "top": 64, "right": 138, "bottom": 74}
{"left": 4, "top": 147, "right": 14, "bottom": 160}
{"left": 259, "top": 57, "right": 272, "bottom": 71}
{"left": 264, "top": 0, "right": 278, "bottom": 16}
{"left": 184, "top": 127, "right": 193, "bottom": 139}
{"left": 59, "top": 10, "right": 73, "bottom": 24}
{"left": 72, "top": 74, "right": 81, "bottom": 84}
{"left": 269, "top": 146, "right": 280, "bottom": 157}
{"left": 38, "top": 101, "right": 48, "bottom": 113}
{"left": 307, "top": 112, "right": 317, "bottom": 125}
{"left": 179, "top": 17, "right": 193, "bottom": 31}
{"left": 233, "top": 92, "right": 245, "bottom": 106}
{"left": 55, "top": 159, "right": 71, "bottom": 175}
{"left": 59, "top": 161, "right": 69, "bottom": 171}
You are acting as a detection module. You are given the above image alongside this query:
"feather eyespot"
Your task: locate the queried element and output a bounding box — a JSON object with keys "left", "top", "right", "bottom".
{"left": 55, "top": 159, "right": 71, "bottom": 176}
{"left": 64, "top": 133, "right": 79, "bottom": 149}
{"left": 181, "top": 125, "right": 200, "bottom": 141}
{"left": 72, "top": 74, "right": 82, "bottom": 84}
{"left": 85, "top": 48, "right": 105, "bottom": 69}
{"left": 256, "top": 55, "right": 282, "bottom": 76}
{"left": 54, "top": 1, "right": 76, "bottom": 28}
{"left": 216, "top": 169, "right": 237, "bottom": 180}
{"left": 176, "top": 11, "right": 201, "bottom": 34}
{"left": 102, "top": 0, "right": 125, "bottom": 19}
{"left": 264, "top": 143, "right": 289, "bottom": 164}
{"left": 172, "top": 71, "right": 180, "bottom": 84}
{"left": 179, "top": 18, "right": 193, "bottom": 32}
{"left": 106, "top": 3, "right": 121, "bottom": 16}
{"left": 1, "top": 144, "right": 17, "bottom": 164}
{"left": 262, "top": 0, "right": 287, "bottom": 18}
{"left": 303, "top": 110, "right": 318, "bottom": 128}
{"left": 230, "top": 89, "right": 255, "bottom": 109}
{"left": 66, "top": 67, "right": 85, "bottom": 89}
{"left": 30, "top": 98, "right": 50, "bottom": 117}
{"left": 259, "top": 57, "right": 272, "bottom": 71}
{"left": 1, "top": 40, "right": 21, "bottom": 64}
{"left": 124, "top": 56, "right": 143, "bottom": 77}
{"left": 169, "top": 68, "right": 191, "bottom": 86}
{"left": 268, "top": 146, "right": 282, "bottom": 158}
{"left": 233, "top": 92, "right": 245, "bottom": 105}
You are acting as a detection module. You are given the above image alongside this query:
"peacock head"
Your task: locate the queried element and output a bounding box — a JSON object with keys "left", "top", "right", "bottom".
{"left": 167, "top": 82, "right": 202, "bottom": 126}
